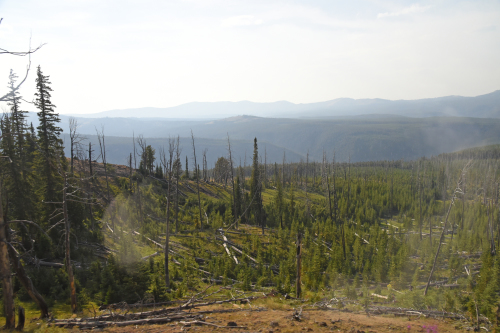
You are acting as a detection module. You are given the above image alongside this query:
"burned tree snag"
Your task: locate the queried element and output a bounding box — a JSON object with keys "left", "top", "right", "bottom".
{"left": 88, "top": 142, "right": 93, "bottom": 177}
{"left": 174, "top": 136, "right": 181, "bottom": 234}
{"left": 191, "top": 131, "right": 203, "bottom": 228}
{"left": 96, "top": 127, "right": 110, "bottom": 203}
{"left": 129, "top": 152, "right": 133, "bottom": 190}
{"left": 16, "top": 306, "right": 25, "bottom": 331}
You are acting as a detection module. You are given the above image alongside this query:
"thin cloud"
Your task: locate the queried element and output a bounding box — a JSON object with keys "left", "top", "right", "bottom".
{"left": 377, "top": 4, "right": 432, "bottom": 19}
{"left": 221, "top": 15, "right": 263, "bottom": 28}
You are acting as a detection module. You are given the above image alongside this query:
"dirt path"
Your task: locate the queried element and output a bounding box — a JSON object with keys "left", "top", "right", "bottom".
{"left": 103, "top": 306, "right": 465, "bottom": 332}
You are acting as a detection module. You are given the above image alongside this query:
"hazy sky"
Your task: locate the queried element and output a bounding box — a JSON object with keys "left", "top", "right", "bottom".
{"left": 1, "top": 0, "right": 499, "bottom": 114}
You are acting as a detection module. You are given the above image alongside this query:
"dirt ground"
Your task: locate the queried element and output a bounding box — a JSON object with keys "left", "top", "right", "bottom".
{"left": 101, "top": 307, "right": 466, "bottom": 333}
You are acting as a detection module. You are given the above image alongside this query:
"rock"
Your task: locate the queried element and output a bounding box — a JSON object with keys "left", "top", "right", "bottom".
{"left": 270, "top": 321, "right": 279, "bottom": 327}
{"left": 318, "top": 322, "right": 327, "bottom": 327}
{"left": 227, "top": 321, "right": 238, "bottom": 327}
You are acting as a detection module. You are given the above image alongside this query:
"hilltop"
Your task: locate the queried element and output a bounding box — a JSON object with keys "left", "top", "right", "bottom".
{"left": 71, "top": 90, "right": 500, "bottom": 119}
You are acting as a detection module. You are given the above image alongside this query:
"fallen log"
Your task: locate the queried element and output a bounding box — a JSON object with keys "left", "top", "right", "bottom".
{"left": 51, "top": 314, "right": 203, "bottom": 328}
{"left": 99, "top": 300, "right": 184, "bottom": 310}
{"left": 221, "top": 234, "right": 239, "bottom": 264}
{"left": 230, "top": 246, "right": 258, "bottom": 264}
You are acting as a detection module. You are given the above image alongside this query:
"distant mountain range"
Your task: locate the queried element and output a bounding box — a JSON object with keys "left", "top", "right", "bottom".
{"left": 70, "top": 90, "right": 500, "bottom": 119}
{"left": 19, "top": 90, "right": 500, "bottom": 165}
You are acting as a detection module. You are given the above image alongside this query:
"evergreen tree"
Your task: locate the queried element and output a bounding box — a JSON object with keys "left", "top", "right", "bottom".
{"left": 250, "top": 138, "right": 264, "bottom": 232}
{"left": 34, "top": 65, "right": 64, "bottom": 212}
{"left": 234, "top": 174, "right": 242, "bottom": 220}
{"left": 1, "top": 70, "right": 33, "bottom": 221}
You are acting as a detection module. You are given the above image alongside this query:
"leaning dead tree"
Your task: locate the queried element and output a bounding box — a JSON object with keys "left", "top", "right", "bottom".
{"left": 424, "top": 160, "right": 472, "bottom": 296}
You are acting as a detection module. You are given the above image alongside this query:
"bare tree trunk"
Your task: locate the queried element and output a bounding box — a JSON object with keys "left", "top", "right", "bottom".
{"left": 88, "top": 142, "right": 93, "bottom": 177}
{"left": 424, "top": 161, "right": 471, "bottom": 296}
{"left": 0, "top": 181, "right": 15, "bottom": 328}
{"left": 175, "top": 136, "right": 181, "bottom": 234}
{"left": 162, "top": 141, "right": 175, "bottom": 290}
{"left": 191, "top": 131, "right": 203, "bottom": 228}
{"left": 63, "top": 174, "right": 78, "bottom": 312}
{"left": 69, "top": 118, "right": 84, "bottom": 175}
{"left": 96, "top": 127, "right": 110, "bottom": 203}
{"left": 202, "top": 149, "right": 207, "bottom": 182}
{"left": 129, "top": 153, "right": 133, "bottom": 190}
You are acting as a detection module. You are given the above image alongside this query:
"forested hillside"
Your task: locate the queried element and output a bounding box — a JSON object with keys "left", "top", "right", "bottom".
{"left": 26, "top": 113, "right": 500, "bottom": 164}
{"left": 2, "top": 73, "right": 500, "bottom": 330}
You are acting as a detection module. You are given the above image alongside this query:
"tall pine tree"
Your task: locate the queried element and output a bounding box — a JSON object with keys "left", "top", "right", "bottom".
{"left": 1, "top": 70, "right": 34, "bottom": 221}
{"left": 34, "top": 65, "right": 64, "bottom": 216}
{"left": 250, "top": 137, "right": 264, "bottom": 233}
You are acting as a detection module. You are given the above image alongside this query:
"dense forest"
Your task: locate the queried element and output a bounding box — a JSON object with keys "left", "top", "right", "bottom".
{"left": 2, "top": 68, "right": 500, "bottom": 330}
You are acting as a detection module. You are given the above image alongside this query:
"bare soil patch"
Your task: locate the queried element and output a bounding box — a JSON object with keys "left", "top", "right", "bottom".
{"left": 103, "top": 305, "right": 464, "bottom": 333}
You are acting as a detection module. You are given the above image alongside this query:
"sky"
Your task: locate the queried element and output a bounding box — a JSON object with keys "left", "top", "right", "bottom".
{"left": 0, "top": 0, "right": 499, "bottom": 115}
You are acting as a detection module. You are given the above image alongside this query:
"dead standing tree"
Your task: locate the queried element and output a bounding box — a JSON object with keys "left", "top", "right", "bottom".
{"left": 96, "top": 126, "right": 110, "bottom": 203}
{"left": 202, "top": 148, "right": 208, "bottom": 182}
{"left": 69, "top": 117, "right": 85, "bottom": 175}
{"left": 174, "top": 136, "right": 182, "bottom": 233}
{"left": 191, "top": 131, "right": 203, "bottom": 228}
{"left": 159, "top": 139, "right": 176, "bottom": 289}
